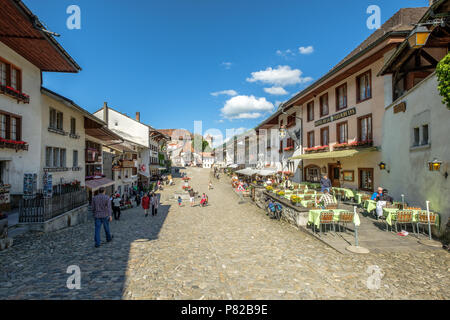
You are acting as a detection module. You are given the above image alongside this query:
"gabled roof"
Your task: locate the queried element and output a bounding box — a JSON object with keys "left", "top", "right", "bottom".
{"left": 280, "top": 7, "right": 428, "bottom": 110}
{"left": 379, "top": 0, "right": 450, "bottom": 76}
{"left": 0, "top": 0, "right": 81, "bottom": 72}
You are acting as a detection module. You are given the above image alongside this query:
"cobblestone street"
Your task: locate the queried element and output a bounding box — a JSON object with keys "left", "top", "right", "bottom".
{"left": 0, "top": 167, "right": 449, "bottom": 300}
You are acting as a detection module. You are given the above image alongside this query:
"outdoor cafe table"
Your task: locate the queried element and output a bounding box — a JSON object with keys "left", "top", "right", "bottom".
{"left": 363, "top": 200, "right": 377, "bottom": 214}
{"left": 308, "top": 209, "right": 360, "bottom": 228}
{"left": 383, "top": 208, "right": 440, "bottom": 227}
{"left": 332, "top": 187, "right": 356, "bottom": 198}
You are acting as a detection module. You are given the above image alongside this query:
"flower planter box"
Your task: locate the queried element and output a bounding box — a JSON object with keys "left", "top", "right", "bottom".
{"left": 0, "top": 84, "right": 30, "bottom": 104}
{"left": 0, "top": 138, "right": 29, "bottom": 152}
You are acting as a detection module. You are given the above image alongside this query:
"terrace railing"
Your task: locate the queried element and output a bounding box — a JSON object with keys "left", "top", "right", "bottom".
{"left": 19, "top": 190, "right": 88, "bottom": 223}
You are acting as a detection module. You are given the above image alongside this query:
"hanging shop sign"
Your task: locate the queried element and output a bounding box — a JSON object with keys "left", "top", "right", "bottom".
{"left": 314, "top": 107, "right": 356, "bottom": 127}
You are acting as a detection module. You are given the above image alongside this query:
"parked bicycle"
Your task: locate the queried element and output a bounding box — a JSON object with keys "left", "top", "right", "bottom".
{"left": 265, "top": 197, "right": 282, "bottom": 220}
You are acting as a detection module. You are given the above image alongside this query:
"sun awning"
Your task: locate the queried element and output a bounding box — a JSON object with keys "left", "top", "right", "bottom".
{"left": 289, "top": 147, "right": 379, "bottom": 160}
{"left": 85, "top": 178, "right": 115, "bottom": 191}
{"left": 256, "top": 169, "right": 277, "bottom": 176}
{"left": 228, "top": 164, "right": 239, "bottom": 168}
{"left": 236, "top": 168, "right": 257, "bottom": 176}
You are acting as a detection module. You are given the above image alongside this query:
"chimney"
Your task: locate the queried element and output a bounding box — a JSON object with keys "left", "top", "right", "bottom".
{"left": 103, "top": 102, "right": 109, "bottom": 125}
{"left": 136, "top": 112, "right": 140, "bottom": 122}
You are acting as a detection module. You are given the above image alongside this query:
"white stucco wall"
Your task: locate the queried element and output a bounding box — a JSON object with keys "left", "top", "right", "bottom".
{"left": 0, "top": 41, "right": 43, "bottom": 194}
{"left": 40, "top": 94, "right": 86, "bottom": 188}
{"left": 381, "top": 73, "right": 450, "bottom": 233}
{"left": 94, "top": 108, "right": 149, "bottom": 147}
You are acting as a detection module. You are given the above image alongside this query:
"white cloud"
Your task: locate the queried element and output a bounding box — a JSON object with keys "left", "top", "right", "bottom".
{"left": 246, "top": 65, "right": 312, "bottom": 86}
{"left": 264, "top": 86, "right": 288, "bottom": 95}
{"left": 276, "top": 49, "right": 295, "bottom": 58}
{"left": 211, "top": 90, "right": 238, "bottom": 97}
{"left": 221, "top": 62, "right": 233, "bottom": 69}
{"left": 299, "top": 46, "right": 314, "bottom": 54}
{"left": 221, "top": 95, "right": 274, "bottom": 120}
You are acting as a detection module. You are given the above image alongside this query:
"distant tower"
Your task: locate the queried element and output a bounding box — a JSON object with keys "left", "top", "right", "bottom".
{"left": 204, "top": 134, "right": 213, "bottom": 148}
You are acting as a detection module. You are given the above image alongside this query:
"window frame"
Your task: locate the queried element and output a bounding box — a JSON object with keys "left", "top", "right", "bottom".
{"left": 422, "top": 124, "right": 429, "bottom": 145}
{"left": 320, "top": 126, "right": 329, "bottom": 146}
{"left": 0, "top": 110, "right": 22, "bottom": 141}
{"left": 356, "top": 70, "right": 372, "bottom": 103}
{"left": 335, "top": 83, "right": 348, "bottom": 111}
{"left": 336, "top": 121, "right": 348, "bottom": 144}
{"left": 319, "top": 93, "right": 329, "bottom": 117}
{"left": 0, "top": 56, "right": 22, "bottom": 92}
{"left": 307, "top": 130, "right": 315, "bottom": 148}
{"left": 357, "top": 113, "right": 373, "bottom": 142}
{"left": 306, "top": 101, "right": 314, "bottom": 122}
{"left": 358, "top": 168, "right": 374, "bottom": 192}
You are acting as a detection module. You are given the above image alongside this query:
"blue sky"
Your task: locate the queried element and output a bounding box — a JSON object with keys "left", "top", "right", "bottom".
{"left": 25, "top": 0, "right": 428, "bottom": 144}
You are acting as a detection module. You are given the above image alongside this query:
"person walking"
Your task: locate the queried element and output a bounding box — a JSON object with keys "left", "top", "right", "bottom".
{"left": 152, "top": 193, "right": 159, "bottom": 216}
{"left": 112, "top": 193, "right": 121, "bottom": 220}
{"left": 189, "top": 188, "right": 195, "bottom": 207}
{"left": 177, "top": 196, "right": 182, "bottom": 207}
{"left": 200, "top": 193, "right": 207, "bottom": 207}
{"left": 142, "top": 192, "right": 150, "bottom": 217}
{"left": 208, "top": 181, "right": 213, "bottom": 190}
{"left": 92, "top": 187, "right": 113, "bottom": 248}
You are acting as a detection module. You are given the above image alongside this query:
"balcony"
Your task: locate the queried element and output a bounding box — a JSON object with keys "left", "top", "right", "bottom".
{"left": 0, "top": 138, "right": 29, "bottom": 151}
{"left": 0, "top": 84, "right": 30, "bottom": 104}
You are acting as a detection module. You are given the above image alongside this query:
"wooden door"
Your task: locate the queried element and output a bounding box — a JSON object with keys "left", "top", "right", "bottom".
{"left": 328, "top": 164, "right": 341, "bottom": 187}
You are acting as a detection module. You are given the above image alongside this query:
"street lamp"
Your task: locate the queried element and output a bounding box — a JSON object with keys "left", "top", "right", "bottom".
{"left": 428, "top": 158, "right": 442, "bottom": 171}
{"left": 407, "top": 25, "right": 432, "bottom": 48}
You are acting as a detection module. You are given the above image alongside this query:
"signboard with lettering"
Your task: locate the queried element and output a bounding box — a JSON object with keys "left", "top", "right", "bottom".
{"left": 314, "top": 107, "right": 356, "bottom": 127}
{"left": 393, "top": 102, "right": 406, "bottom": 114}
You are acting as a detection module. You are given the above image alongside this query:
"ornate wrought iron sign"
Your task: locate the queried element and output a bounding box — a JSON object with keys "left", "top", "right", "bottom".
{"left": 314, "top": 107, "right": 356, "bottom": 127}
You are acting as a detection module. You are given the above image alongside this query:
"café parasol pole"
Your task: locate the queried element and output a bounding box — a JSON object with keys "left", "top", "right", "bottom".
{"left": 419, "top": 200, "right": 440, "bottom": 247}
{"left": 346, "top": 206, "right": 369, "bottom": 254}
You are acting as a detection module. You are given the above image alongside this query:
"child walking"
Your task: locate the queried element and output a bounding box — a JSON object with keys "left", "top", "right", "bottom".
{"left": 178, "top": 196, "right": 182, "bottom": 207}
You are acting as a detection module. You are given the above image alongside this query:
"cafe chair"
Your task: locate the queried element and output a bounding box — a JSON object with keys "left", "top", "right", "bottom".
{"left": 394, "top": 210, "right": 416, "bottom": 235}
{"left": 337, "top": 211, "right": 354, "bottom": 233}
{"left": 324, "top": 203, "right": 338, "bottom": 209}
{"left": 317, "top": 211, "right": 335, "bottom": 237}
{"left": 416, "top": 211, "right": 438, "bottom": 238}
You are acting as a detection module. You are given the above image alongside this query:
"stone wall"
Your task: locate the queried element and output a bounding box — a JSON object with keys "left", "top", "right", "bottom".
{"left": 18, "top": 204, "right": 89, "bottom": 233}
{"left": 253, "top": 188, "right": 310, "bottom": 228}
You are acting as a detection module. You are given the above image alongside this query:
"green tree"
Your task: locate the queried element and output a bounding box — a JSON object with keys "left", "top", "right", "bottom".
{"left": 436, "top": 53, "right": 450, "bottom": 110}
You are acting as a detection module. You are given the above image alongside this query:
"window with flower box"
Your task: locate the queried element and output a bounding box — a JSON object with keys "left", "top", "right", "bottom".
{"left": 356, "top": 70, "right": 372, "bottom": 103}
{"left": 336, "top": 83, "right": 347, "bottom": 111}
{"left": 320, "top": 93, "right": 329, "bottom": 117}
{"left": 307, "top": 101, "right": 314, "bottom": 122}
{"left": 0, "top": 57, "right": 28, "bottom": 103}
{"left": 284, "top": 138, "right": 294, "bottom": 151}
